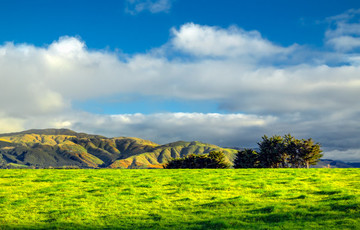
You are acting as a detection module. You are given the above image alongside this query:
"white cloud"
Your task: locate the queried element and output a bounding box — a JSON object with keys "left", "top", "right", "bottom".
{"left": 0, "top": 41, "right": 69, "bottom": 117}
{"left": 1, "top": 34, "right": 359, "bottom": 118}
{"left": 326, "top": 36, "right": 360, "bottom": 52}
{"left": 171, "top": 23, "right": 293, "bottom": 59}
{"left": 125, "top": 0, "right": 172, "bottom": 14}
{"left": 0, "top": 115, "right": 25, "bottom": 134}
{"left": 325, "top": 9, "right": 360, "bottom": 52}
{"left": 48, "top": 36, "right": 85, "bottom": 56}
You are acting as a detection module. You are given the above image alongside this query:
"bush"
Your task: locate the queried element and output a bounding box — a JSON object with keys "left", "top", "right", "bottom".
{"left": 164, "top": 151, "right": 230, "bottom": 169}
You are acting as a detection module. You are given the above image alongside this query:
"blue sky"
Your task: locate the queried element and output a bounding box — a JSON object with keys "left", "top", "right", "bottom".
{"left": 1, "top": 0, "right": 360, "bottom": 161}
{"left": 1, "top": 0, "right": 359, "bottom": 51}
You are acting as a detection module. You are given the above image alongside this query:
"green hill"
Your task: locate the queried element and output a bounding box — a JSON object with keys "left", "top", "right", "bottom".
{"left": 109, "top": 141, "right": 237, "bottom": 168}
{"left": 0, "top": 129, "right": 237, "bottom": 169}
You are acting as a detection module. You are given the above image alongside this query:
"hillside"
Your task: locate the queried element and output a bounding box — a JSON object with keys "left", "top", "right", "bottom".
{"left": 0, "top": 129, "right": 236, "bottom": 169}
{"left": 312, "top": 159, "right": 360, "bottom": 168}
{"left": 109, "top": 141, "right": 237, "bottom": 168}
{"left": 0, "top": 129, "right": 358, "bottom": 169}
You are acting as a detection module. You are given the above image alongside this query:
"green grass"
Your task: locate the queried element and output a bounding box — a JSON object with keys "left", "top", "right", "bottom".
{"left": 0, "top": 169, "right": 359, "bottom": 229}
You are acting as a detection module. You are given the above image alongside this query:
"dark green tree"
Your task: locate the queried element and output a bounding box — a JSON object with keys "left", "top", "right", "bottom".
{"left": 234, "top": 134, "right": 323, "bottom": 168}
{"left": 233, "top": 149, "right": 259, "bottom": 168}
{"left": 284, "top": 136, "right": 323, "bottom": 168}
{"left": 257, "top": 135, "right": 286, "bottom": 168}
{"left": 207, "top": 151, "right": 231, "bottom": 168}
{"left": 164, "top": 151, "right": 230, "bottom": 169}
{"left": 297, "top": 138, "right": 323, "bottom": 168}
{"left": 284, "top": 134, "right": 301, "bottom": 168}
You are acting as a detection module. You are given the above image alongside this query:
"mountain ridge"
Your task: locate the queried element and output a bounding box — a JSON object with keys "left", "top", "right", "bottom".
{"left": 0, "top": 129, "right": 358, "bottom": 169}
{"left": 0, "top": 129, "right": 236, "bottom": 169}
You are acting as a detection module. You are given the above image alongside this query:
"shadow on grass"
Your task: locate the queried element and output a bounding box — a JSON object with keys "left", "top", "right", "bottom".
{"left": 3, "top": 210, "right": 360, "bottom": 230}
{"left": 245, "top": 210, "right": 360, "bottom": 226}
{"left": 313, "top": 190, "right": 342, "bottom": 195}
{"left": 330, "top": 203, "right": 360, "bottom": 212}
{"left": 199, "top": 196, "right": 248, "bottom": 208}
{"left": 189, "top": 219, "right": 231, "bottom": 230}
{"left": 249, "top": 206, "right": 275, "bottom": 214}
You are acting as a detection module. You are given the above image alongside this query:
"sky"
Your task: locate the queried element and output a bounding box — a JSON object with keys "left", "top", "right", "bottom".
{"left": 1, "top": 0, "right": 360, "bottom": 162}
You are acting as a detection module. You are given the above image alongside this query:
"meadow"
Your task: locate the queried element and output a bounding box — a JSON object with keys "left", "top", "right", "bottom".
{"left": 0, "top": 169, "right": 359, "bottom": 229}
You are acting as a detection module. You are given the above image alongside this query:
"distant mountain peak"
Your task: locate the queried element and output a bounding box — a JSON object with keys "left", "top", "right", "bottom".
{"left": 0, "top": 128, "right": 77, "bottom": 137}
{"left": 0, "top": 129, "right": 106, "bottom": 139}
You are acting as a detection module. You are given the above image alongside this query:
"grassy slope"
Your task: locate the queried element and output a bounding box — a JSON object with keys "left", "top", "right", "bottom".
{"left": 110, "top": 141, "right": 237, "bottom": 168}
{"left": 0, "top": 131, "right": 236, "bottom": 168}
{"left": 0, "top": 133, "right": 160, "bottom": 168}
{"left": 0, "top": 134, "right": 105, "bottom": 168}
{"left": 0, "top": 169, "right": 359, "bottom": 229}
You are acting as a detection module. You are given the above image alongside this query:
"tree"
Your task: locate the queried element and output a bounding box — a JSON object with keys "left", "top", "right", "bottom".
{"left": 257, "top": 135, "right": 286, "bottom": 168}
{"left": 284, "top": 134, "right": 302, "bottom": 168}
{"left": 164, "top": 151, "right": 230, "bottom": 169}
{"left": 207, "top": 151, "right": 230, "bottom": 168}
{"left": 297, "top": 138, "right": 323, "bottom": 168}
{"left": 233, "top": 149, "right": 259, "bottom": 168}
{"left": 234, "top": 134, "right": 323, "bottom": 168}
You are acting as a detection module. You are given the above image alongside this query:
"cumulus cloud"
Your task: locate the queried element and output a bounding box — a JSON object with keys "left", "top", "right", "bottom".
{"left": 327, "top": 36, "right": 360, "bottom": 52}
{"left": 125, "top": 0, "right": 172, "bottom": 14}
{"left": 0, "top": 115, "right": 25, "bottom": 134}
{"left": 325, "top": 9, "right": 360, "bottom": 52}
{"left": 0, "top": 43, "right": 69, "bottom": 117}
{"left": 171, "top": 23, "right": 294, "bottom": 59}
{"left": 1, "top": 20, "right": 360, "bottom": 161}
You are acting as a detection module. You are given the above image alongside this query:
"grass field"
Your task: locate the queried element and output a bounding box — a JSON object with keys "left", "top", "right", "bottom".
{"left": 0, "top": 169, "right": 359, "bottom": 229}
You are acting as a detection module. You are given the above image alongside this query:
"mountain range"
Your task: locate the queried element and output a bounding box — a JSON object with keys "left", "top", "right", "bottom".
{"left": 0, "top": 129, "right": 237, "bottom": 169}
{"left": 0, "top": 129, "right": 358, "bottom": 169}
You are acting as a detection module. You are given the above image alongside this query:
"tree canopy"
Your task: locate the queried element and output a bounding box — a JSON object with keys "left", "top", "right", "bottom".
{"left": 234, "top": 134, "right": 323, "bottom": 168}
{"left": 164, "top": 151, "right": 230, "bottom": 169}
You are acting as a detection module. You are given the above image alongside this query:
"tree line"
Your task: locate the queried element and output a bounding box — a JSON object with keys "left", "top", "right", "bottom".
{"left": 164, "top": 134, "right": 323, "bottom": 169}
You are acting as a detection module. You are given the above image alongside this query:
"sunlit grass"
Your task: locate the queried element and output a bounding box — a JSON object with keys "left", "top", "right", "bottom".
{"left": 0, "top": 169, "right": 359, "bottom": 229}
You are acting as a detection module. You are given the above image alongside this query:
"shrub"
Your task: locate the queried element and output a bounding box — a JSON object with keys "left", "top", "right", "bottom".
{"left": 164, "top": 151, "right": 230, "bottom": 169}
